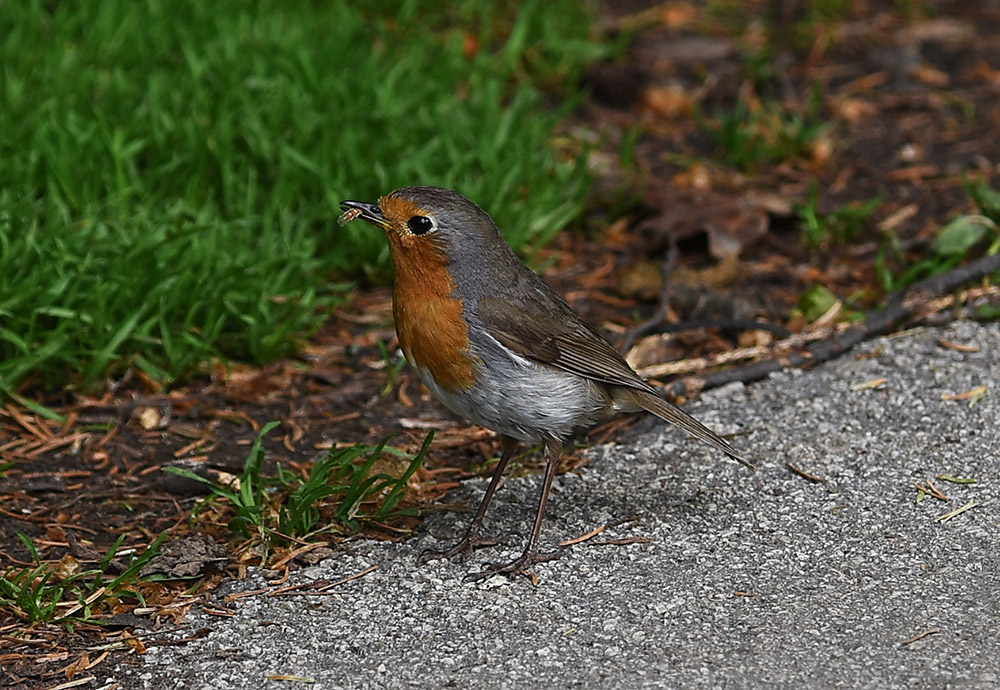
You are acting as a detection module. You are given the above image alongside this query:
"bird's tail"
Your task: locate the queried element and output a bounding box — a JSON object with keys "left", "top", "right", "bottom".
{"left": 631, "top": 389, "right": 755, "bottom": 471}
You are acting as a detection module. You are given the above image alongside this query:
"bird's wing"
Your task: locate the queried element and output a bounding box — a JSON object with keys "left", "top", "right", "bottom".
{"left": 476, "top": 291, "right": 753, "bottom": 469}
{"left": 474, "top": 292, "right": 654, "bottom": 393}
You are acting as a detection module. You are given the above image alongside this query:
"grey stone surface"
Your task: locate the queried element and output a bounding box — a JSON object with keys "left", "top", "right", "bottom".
{"left": 112, "top": 320, "right": 999, "bottom": 689}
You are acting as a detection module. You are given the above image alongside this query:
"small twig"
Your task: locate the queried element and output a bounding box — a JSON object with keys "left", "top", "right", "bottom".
{"left": 934, "top": 500, "right": 978, "bottom": 523}
{"left": 901, "top": 628, "right": 940, "bottom": 647}
{"left": 223, "top": 587, "right": 270, "bottom": 603}
{"left": 911, "top": 479, "right": 948, "bottom": 502}
{"left": 84, "top": 649, "right": 112, "bottom": 671}
{"left": 558, "top": 524, "right": 606, "bottom": 547}
{"left": 926, "top": 478, "right": 946, "bottom": 500}
{"left": 269, "top": 541, "right": 330, "bottom": 573}
{"left": 323, "top": 564, "right": 378, "bottom": 589}
{"left": 785, "top": 462, "right": 824, "bottom": 483}
{"left": 54, "top": 586, "right": 106, "bottom": 621}
{"left": 43, "top": 676, "right": 97, "bottom": 690}
{"left": 268, "top": 564, "right": 377, "bottom": 596}
{"left": 936, "top": 475, "right": 977, "bottom": 485}
{"left": 668, "top": 254, "right": 1000, "bottom": 399}
{"left": 267, "top": 567, "right": 290, "bottom": 587}
{"left": 267, "top": 580, "right": 330, "bottom": 596}
{"left": 850, "top": 377, "right": 887, "bottom": 391}
{"left": 938, "top": 338, "right": 978, "bottom": 352}
{"left": 202, "top": 608, "right": 235, "bottom": 618}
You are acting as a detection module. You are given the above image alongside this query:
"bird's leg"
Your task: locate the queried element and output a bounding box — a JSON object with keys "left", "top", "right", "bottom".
{"left": 465, "top": 441, "right": 565, "bottom": 582}
{"left": 420, "top": 436, "right": 518, "bottom": 563}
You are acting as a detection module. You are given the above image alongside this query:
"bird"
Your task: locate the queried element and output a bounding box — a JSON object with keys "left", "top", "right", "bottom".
{"left": 339, "top": 186, "right": 751, "bottom": 580}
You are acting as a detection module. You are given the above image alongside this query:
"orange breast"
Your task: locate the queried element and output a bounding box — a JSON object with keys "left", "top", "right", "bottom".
{"left": 388, "top": 237, "right": 478, "bottom": 392}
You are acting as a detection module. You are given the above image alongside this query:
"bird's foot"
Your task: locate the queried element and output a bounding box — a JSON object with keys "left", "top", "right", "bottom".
{"left": 462, "top": 545, "right": 565, "bottom": 584}
{"left": 419, "top": 530, "right": 513, "bottom": 564}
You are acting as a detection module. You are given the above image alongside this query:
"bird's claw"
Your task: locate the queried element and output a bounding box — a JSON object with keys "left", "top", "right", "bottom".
{"left": 462, "top": 546, "right": 566, "bottom": 583}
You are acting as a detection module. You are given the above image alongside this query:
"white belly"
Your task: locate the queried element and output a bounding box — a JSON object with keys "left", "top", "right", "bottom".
{"left": 414, "top": 346, "right": 611, "bottom": 443}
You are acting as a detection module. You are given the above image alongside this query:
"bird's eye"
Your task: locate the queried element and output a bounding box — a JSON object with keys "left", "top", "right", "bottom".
{"left": 407, "top": 215, "right": 434, "bottom": 235}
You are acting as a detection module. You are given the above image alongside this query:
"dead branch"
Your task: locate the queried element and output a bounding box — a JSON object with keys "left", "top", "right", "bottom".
{"left": 667, "top": 253, "right": 1000, "bottom": 398}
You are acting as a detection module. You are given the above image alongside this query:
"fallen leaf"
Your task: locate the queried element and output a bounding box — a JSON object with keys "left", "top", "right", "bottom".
{"left": 930, "top": 215, "right": 995, "bottom": 256}
{"left": 64, "top": 652, "right": 90, "bottom": 680}
{"left": 937, "top": 339, "right": 979, "bottom": 353}
{"left": 661, "top": 3, "right": 698, "bottom": 29}
{"left": 55, "top": 553, "right": 82, "bottom": 580}
{"left": 637, "top": 183, "right": 770, "bottom": 261}
{"left": 641, "top": 85, "right": 695, "bottom": 119}
{"left": 910, "top": 63, "right": 950, "bottom": 87}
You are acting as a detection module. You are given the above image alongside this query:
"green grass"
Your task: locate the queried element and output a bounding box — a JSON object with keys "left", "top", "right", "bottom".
{"left": 706, "top": 0, "right": 854, "bottom": 52}
{"left": 164, "top": 423, "right": 433, "bottom": 562}
{"left": 0, "top": 532, "right": 165, "bottom": 630}
{"left": 876, "top": 176, "right": 1000, "bottom": 291}
{"left": 700, "top": 94, "right": 832, "bottom": 171}
{"left": 0, "top": 0, "right": 600, "bottom": 398}
{"left": 795, "top": 182, "right": 883, "bottom": 249}
{"left": 165, "top": 422, "right": 280, "bottom": 544}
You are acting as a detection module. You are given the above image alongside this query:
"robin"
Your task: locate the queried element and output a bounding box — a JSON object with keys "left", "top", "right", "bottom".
{"left": 339, "top": 186, "right": 751, "bottom": 580}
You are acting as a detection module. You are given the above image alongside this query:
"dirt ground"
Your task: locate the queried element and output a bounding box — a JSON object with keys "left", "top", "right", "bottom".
{"left": 3, "top": 2, "right": 1000, "bottom": 688}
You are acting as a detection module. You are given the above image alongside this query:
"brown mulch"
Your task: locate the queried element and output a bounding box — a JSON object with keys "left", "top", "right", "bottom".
{"left": 4, "top": 2, "right": 1000, "bottom": 688}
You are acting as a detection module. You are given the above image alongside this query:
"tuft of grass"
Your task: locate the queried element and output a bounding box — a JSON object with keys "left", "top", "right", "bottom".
{"left": 700, "top": 93, "right": 832, "bottom": 171}
{"left": 965, "top": 175, "right": 1000, "bottom": 232}
{"left": 708, "top": 0, "right": 853, "bottom": 51}
{"left": 375, "top": 339, "right": 409, "bottom": 399}
{"left": 795, "top": 182, "right": 883, "bottom": 249}
{"left": 290, "top": 431, "right": 432, "bottom": 534}
{"left": 165, "top": 421, "right": 280, "bottom": 543}
{"left": 786, "top": 0, "right": 852, "bottom": 49}
{"left": 0, "top": 0, "right": 601, "bottom": 397}
{"left": 0, "top": 532, "right": 165, "bottom": 630}
{"left": 164, "top": 423, "right": 433, "bottom": 562}
{"left": 877, "top": 176, "right": 1000, "bottom": 292}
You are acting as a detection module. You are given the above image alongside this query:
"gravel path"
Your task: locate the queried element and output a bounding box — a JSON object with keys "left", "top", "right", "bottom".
{"left": 113, "top": 320, "right": 999, "bottom": 690}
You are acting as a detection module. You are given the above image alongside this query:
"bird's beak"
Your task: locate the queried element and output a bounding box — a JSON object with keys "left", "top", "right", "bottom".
{"left": 339, "top": 200, "right": 389, "bottom": 229}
